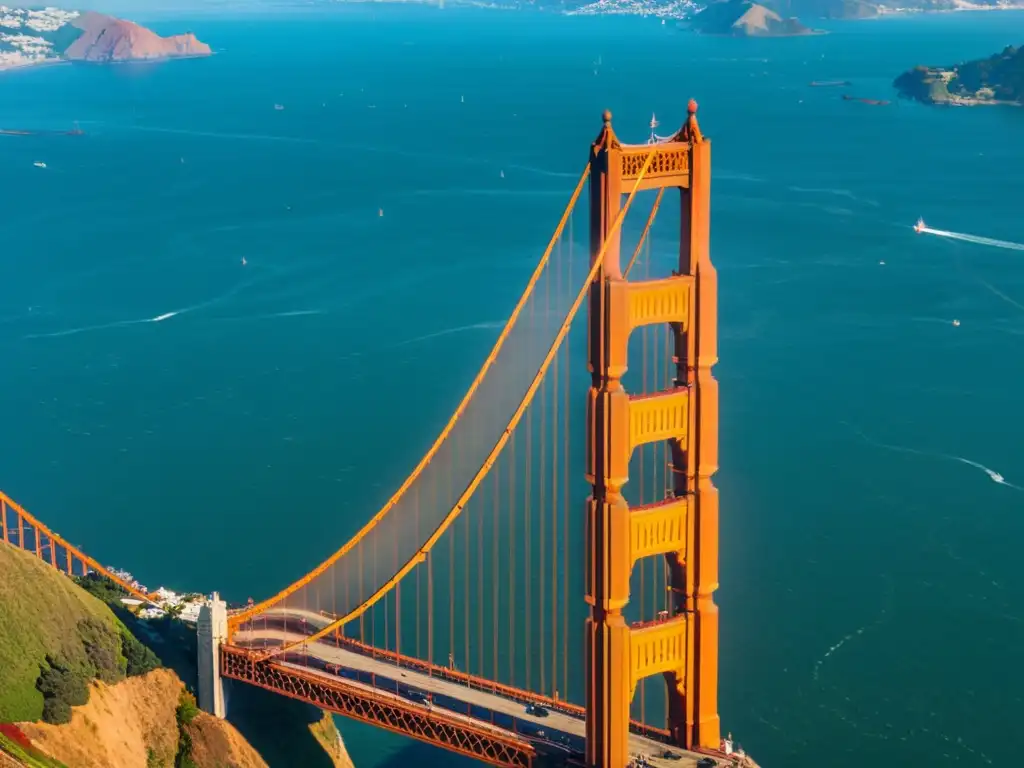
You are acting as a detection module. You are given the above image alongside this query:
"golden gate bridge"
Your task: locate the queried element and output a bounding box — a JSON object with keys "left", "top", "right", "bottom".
{"left": 0, "top": 101, "right": 730, "bottom": 768}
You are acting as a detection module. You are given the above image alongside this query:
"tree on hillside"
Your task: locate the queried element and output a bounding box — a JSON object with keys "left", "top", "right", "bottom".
{"left": 35, "top": 656, "right": 88, "bottom": 725}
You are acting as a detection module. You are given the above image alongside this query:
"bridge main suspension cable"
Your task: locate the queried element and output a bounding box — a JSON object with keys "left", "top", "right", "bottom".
{"left": 229, "top": 166, "right": 592, "bottom": 634}
{"left": 241, "top": 144, "right": 663, "bottom": 661}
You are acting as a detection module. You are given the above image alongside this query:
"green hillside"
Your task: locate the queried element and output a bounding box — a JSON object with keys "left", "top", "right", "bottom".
{"left": 894, "top": 45, "right": 1024, "bottom": 105}
{"left": 0, "top": 542, "right": 159, "bottom": 725}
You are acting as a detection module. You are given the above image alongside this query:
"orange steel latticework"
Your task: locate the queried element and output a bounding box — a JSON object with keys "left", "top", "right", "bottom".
{"left": 220, "top": 646, "right": 536, "bottom": 767}
{"left": 0, "top": 105, "right": 725, "bottom": 768}
{"left": 0, "top": 490, "right": 153, "bottom": 604}
{"left": 584, "top": 102, "right": 720, "bottom": 766}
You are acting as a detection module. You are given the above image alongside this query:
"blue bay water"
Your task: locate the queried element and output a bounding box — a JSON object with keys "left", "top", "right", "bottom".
{"left": 2, "top": 7, "right": 1023, "bottom": 767}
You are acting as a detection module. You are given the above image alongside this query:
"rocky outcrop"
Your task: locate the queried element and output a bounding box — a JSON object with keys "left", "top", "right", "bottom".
{"left": 690, "top": 0, "right": 820, "bottom": 35}
{"left": 63, "top": 12, "right": 211, "bottom": 63}
{"left": 309, "top": 711, "right": 356, "bottom": 768}
{"left": 894, "top": 45, "right": 1024, "bottom": 106}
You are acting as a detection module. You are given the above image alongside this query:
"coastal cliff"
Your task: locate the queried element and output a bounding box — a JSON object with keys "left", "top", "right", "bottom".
{"left": 64, "top": 12, "right": 211, "bottom": 63}
{"left": 689, "top": 0, "right": 819, "bottom": 36}
{"left": 894, "top": 44, "right": 1024, "bottom": 106}
{"left": 0, "top": 542, "right": 353, "bottom": 768}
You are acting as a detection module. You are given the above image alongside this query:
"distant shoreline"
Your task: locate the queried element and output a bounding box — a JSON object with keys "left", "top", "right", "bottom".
{"left": 0, "top": 52, "right": 213, "bottom": 75}
{"left": 857, "top": 4, "right": 1024, "bottom": 20}
{"left": 0, "top": 58, "right": 68, "bottom": 74}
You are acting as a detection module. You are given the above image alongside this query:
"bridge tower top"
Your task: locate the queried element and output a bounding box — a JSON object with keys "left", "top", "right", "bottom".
{"left": 592, "top": 100, "right": 704, "bottom": 156}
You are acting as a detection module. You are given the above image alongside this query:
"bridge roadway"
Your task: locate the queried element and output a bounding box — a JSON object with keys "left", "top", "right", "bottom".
{"left": 231, "top": 621, "right": 707, "bottom": 768}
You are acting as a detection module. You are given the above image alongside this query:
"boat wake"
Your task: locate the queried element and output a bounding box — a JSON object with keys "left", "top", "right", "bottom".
{"left": 813, "top": 625, "right": 869, "bottom": 681}
{"left": 843, "top": 422, "right": 1022, "bottom": 492}
{"left": 394, "top": 321, "right": 503, "bottom": 348}
{"left": 22, "top": 272, "right": 271, "bottom": 340}
{"left": 916, "top": 222, "right": 1024, "bottom": 252}
{"left": 24, "top": 310, "right": 182, "bottom": 339}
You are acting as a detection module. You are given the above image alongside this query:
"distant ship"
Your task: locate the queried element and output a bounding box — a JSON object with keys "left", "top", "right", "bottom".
{"left": 33, "top": 161, "right": 46, "bottom": 169}
{"left": 273, "top": 104, "right": 284, "bottom": 111}
{"left": 914, "top": 217, "right": 925, "bottom": 233}
{"left": 1, "top": 123, "right": 83, "bottom": 137}
{"left": 842, "top": 94, "right": 891, "bottom": 106}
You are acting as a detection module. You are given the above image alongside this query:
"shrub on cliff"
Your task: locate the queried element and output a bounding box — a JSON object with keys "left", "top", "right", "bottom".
{"left": 35, "top": 655, "right": 89, "bottom": 725}
{"left": 175, "top": 690, "right": 201, "bottom": 768}
{"left": 78, "top": 616, "right": 127, "bottom": 683}
{"left": 123, "top": 629, "right": 161, "bottom": 677}
{"left": 74, "top": 573, "right": 128, "bottom": 604}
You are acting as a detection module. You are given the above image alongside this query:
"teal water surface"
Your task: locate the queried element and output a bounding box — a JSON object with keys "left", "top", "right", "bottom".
{"left": 1, "top": 7, "right": 1023, "bottom": 767}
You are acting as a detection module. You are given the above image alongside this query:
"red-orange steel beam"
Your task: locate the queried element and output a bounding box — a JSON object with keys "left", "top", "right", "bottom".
{"left": 220, "top": 645, "right": 534, "bottom": 767}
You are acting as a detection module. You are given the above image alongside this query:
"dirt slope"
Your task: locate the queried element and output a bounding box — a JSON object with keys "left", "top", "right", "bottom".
{"left": 18, "top": 669, "right": 266, "bottom": 768}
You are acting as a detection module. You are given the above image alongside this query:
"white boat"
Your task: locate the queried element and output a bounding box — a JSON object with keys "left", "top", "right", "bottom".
{"left": 33, "top": 161, "right": 46, "bottom": 169}
{"left": 914, "top": 217, "right": 925, "bottom": 233}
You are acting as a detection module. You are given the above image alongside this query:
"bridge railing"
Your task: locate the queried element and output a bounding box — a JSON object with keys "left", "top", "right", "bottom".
{"left": 0, "top": 490, "right": 153, "bottom": 604}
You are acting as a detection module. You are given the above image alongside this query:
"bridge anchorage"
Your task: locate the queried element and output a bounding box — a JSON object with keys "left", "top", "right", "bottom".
{"left": 1, "top": 102, "right": 731, "bottom": 768}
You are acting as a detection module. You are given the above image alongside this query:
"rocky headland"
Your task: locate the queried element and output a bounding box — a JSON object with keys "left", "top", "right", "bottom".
{"left": 64, "top": 12, "right": 211, "bottom": 63}
{"left": 894, "top": 44, "right": 1023, "bottom": 106}
{"left": 688, "top": 0, "right": 822, "bottom": 35}
{"left": 0, "top": 7, "right": 210, "bottom": 71}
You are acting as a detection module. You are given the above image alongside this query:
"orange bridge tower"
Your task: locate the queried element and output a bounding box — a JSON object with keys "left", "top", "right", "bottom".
{"left": 584, "top": 102, "right": 720, "bottom": 767}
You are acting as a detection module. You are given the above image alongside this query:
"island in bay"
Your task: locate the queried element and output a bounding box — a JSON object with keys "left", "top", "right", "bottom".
{"left": 0, "top": 7, "right": 211, "bottom": 71}
{"left": 894, "top": 44, "right": 1024, "bottom": 106}
{"left": 687, "top": 0, "right": 820, "bottom": 36}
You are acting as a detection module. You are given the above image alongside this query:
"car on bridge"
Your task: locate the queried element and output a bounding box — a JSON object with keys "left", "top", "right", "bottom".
{"left": 405, "top": 689, "right": 429, "bottom": 706}
{"left": 524, "top": 703, "right": 549, "bottom": 718}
